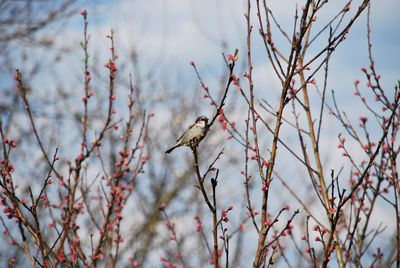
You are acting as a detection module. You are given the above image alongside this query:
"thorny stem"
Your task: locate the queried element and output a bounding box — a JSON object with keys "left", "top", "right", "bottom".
{"left": 14, "top": 70, "right": 62, "bottom": 180}
{"left": 81, "top": 10, "right": 90, "bottom": 155}
{"left": 253, "top": 2, "right": 312, "bottom": 266}
{"left": 192, "top": 147, "right": 219, "bottom": 268}
{"left": 212, "top": 174, "right": 219, "bottom": 268}
{"left": 298, "top": 53, "right": 345, "bottom": 268}
{"left": 192, "top": 49, "right": 239, "bottom": 130}
{"left": 55, "top": 29, "right": 119, "bottom": 268}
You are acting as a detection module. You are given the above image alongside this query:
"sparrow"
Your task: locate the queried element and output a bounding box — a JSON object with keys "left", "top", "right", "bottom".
{"left": 165, "top": 116, "right": 209, "bottom": 154}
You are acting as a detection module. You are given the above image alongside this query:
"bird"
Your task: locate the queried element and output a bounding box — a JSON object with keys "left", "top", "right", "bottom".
{"left": 165, "top": 116, "right": 209, "bottom": 154}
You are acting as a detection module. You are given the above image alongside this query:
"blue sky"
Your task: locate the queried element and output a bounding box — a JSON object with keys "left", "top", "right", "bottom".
{"left": 78, "top": 0, "right": 399, "bottom": 81}
{"left": 51, "top": 0, "right": 399, "bottom": 124}
{"left": 1, "top": 0, "right": 399, "bottom": 266}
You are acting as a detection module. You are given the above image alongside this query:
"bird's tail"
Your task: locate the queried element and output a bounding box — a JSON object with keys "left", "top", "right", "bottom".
{"left": 165, "top": 144, "right": 180, "bottom": 154}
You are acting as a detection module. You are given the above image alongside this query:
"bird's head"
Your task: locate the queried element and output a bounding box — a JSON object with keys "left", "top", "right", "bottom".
{"left": 196, "top": 116, "right": 209, "bottom": 124}
{"left": 195, "top": 116, "right": 209, "bottom": 127}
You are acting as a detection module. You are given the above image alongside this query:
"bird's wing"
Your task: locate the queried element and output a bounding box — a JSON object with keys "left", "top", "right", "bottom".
{"left": 176, "top": 122, "right": 195, "bottom": 142}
